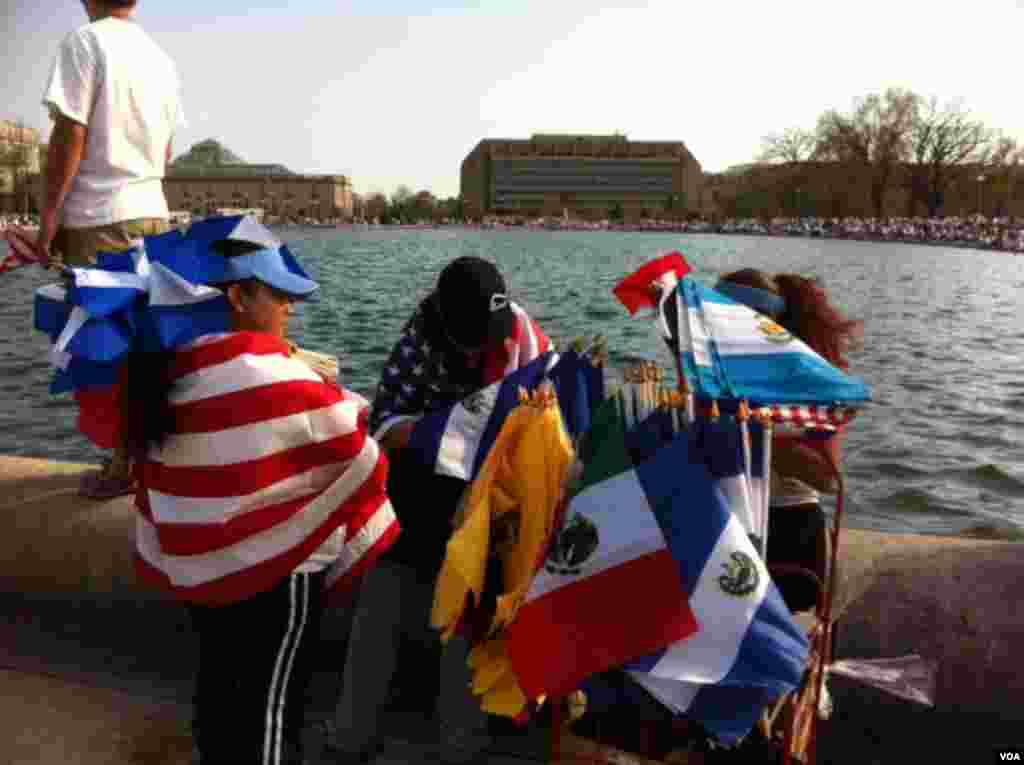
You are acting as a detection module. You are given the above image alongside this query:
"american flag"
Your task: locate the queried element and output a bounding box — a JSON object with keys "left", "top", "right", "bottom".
{"left": 134, "top": 331, "right": 399, "bottom": 605}
{"left": 1, "top": 226, "right": 43, "bottom": 274}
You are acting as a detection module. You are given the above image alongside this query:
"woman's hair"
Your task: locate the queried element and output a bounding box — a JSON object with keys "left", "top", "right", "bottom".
{"left": 720, "top": 268, "right": 863, "bottom": 370}
{"left": 121, "top": 244, "right": 263, "bottom": 459}
{"left": 120, "top": 350, "right": 177, "bottom": 460}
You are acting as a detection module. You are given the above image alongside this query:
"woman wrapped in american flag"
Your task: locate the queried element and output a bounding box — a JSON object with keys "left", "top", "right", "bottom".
{"left": 120, "top": 238, "right": 399, "bottom": 765}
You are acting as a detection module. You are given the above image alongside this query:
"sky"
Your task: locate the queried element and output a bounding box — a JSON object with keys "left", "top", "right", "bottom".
{"left": 3, "top": 0, "right": 1023, "bottom": 199}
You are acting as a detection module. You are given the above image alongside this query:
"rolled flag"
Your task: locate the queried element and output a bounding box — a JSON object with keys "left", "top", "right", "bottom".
{"left": 406, "top": 350, "right": 603, "bottom": 483}
{"left": 612, "top": 251, "right": 692, "bottom": 315}
{"left": 623, "top": 420, "right": 810, "bottom": 745}
{"left": 507, "top": 398, "right": 700, "bottom": 701}
{"left": 1, "top": 226, "right": 44, "bottom": 274}
{"left": 407, "top": 352, "right": 561, "bottom": 481}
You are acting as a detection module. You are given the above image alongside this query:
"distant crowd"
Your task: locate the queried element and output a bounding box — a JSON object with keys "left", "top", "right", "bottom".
{"left": 7, "top": 212, "right": 1024, "bottom": 254}
{"left": 476, "top": 215, "right": 1024, "bottom": 253}
{"left": 699, "top": 216, "right": 1024, "bottom": 253}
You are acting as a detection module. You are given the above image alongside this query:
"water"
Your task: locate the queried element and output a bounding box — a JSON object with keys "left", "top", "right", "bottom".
{"left": 3, "top": 229, "right": 1023, "bottom": 539}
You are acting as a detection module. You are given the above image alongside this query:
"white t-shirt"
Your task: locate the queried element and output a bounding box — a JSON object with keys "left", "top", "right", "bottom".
{"left": 43, "top": 18, "right": 185, "bottom": 228}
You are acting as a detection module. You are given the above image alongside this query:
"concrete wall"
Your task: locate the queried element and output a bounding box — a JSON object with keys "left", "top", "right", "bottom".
{"left": 1, "top": 455, "right": 1021, "bottom": 764}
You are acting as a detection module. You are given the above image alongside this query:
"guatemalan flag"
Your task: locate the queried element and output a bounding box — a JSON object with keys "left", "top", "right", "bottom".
{"left": 659, "top": 277, "right": 870, "bottom": 407}
{"left": 407, "top": 350, "right": 603, "bottom": 482}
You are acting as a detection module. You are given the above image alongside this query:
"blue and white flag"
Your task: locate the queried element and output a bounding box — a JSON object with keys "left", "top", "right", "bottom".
{"left": 408, "top": 350, "right": 603, "bottom": 482}
{"left": 620, "top": 422, "right": 809, "bottom": 745}
{"left": 408, "top": 352, "right": 561, "bottom": 481}
{"left": 660, "top": 277, "right": 870, "bottom": 407}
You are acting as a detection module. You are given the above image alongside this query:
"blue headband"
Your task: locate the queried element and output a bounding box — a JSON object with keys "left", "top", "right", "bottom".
{"left": 222, "top": 248, "right": 318, "bottom": 299}
{"left": 716, "top": 281, "right": 787, "bottom": 318}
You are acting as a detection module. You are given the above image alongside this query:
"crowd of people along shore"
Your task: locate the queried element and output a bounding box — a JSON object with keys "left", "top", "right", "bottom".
{"left": 466, "top": 215, "right": 1024, "bottom": 253}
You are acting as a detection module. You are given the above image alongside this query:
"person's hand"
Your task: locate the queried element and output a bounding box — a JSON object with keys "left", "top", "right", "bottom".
{"left": 380, "top": 420, "right": 416, "bottom": 452}
{"left": 36, "top": 210, "right": 60, "bottom": 270}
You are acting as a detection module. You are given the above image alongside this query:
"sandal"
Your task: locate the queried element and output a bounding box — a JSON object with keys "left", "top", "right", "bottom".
{"left": 78, "top": 465, "right": 137, "bottom": 500}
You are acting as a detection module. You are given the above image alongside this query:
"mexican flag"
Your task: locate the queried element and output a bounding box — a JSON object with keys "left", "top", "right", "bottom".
{"left": 506, "top": 400, "right": 699, "bottom": 699}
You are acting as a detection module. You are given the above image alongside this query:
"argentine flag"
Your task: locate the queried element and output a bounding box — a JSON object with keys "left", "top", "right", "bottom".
{"left": 661, "top": 277, "right": 870, "bottom": 407}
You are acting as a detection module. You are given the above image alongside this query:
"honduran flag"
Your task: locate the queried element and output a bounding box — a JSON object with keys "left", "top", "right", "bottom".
{"left": 621, "top": 420, "right": 809, "bottom": 745}
{"left": 134, "top": 332, "right": 399, "bottom": 606}
{"left": 407, "top": 350, "right": 603, "bottom": 482}
{"left": 506, "top": 399, "right": 700, "bottom": 701}
{"left": 659, "top": 277, "right": 870, "bottom": 407}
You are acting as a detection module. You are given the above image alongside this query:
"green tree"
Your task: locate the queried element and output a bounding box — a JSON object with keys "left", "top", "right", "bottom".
{"left": 608, "top": 201, "right": 624, "bottom": 223}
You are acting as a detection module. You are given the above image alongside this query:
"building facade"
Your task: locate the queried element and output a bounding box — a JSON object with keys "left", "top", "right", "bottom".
{"left": 163, "top": 174, "right": 354, "bottom": 222}
{"left": 461, "top": 134, "right": 703, "bottom": 220}
{"left": 0, "top": 120, "right": 42, "bottom": 215}
{"left": 163, "top": 139, "right": 354, "bottom": 221}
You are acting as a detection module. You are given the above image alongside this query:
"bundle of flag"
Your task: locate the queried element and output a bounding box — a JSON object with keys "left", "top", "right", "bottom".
{"left": 134, "top": 331, "right": 398, "bottom": 605}
{"left": 30, "top": 216, "right": 315, "bottom": 448}
{"left": 507, "top": 400, "right": 809, "bottom": 744}
{"left": 1, "top": 226, "right": 44, "bottom": 274}
{"left": 407, "top": 349, "right": 604, "bottom": 482}
{"left": 506, "top": 398, "right": 701, "bottom": 701}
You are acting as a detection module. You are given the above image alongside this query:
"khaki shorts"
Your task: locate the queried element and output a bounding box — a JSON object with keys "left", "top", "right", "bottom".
{"left": 52, "top": 218, "right": 170, "bottom": 267}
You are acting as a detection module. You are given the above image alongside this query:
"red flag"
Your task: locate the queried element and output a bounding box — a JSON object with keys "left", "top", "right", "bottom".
{"left": 1, "top": 226, "right": 43, "bottom": 274}
{"left": 612, "top": 251, "right": 692, "bottom": 315}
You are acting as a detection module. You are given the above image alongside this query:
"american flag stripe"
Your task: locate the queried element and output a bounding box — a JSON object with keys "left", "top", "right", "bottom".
{"left": 156, "top": 401, "right": 360, "bottom": 468}
{"left": 172, "top": 379, "right": 341, "bottom": 434}
{"left": 135, "top": 331, "right": 397, "bottom": 605}
{"left": 137, "top": 437, "right": 388, "bottom": 593}
{"left": 148, "top": 461, "right": 349, "bottom": 525}
{"left": 169, "top": 331, "right": 286, "bottom": 379}
{"left": 170, "top": 352, "right": 323, "bottom": 406}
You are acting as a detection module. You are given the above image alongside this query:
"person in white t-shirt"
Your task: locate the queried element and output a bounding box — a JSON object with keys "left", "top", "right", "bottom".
{"left": 38, "top": 0, "right": 185, "bottom": 499}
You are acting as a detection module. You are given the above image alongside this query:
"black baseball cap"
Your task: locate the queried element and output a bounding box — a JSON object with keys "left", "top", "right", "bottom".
{"left": 434, "top": 256, "right": 516, "bottom": 350}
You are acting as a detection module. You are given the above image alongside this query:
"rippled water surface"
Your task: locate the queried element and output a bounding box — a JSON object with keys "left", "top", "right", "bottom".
{"left": 3, "top": 229, "right": 1023, "bottom": 538}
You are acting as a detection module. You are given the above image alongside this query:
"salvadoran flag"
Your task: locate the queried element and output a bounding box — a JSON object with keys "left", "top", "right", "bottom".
{"left": 660, "top": 277, "right": 870, "bottom": 407}
{"left": 507, "top": 399, "right": 700, "bottom": 701}
{"left": 622, "top": 420, "right": 809, "bottom": 745}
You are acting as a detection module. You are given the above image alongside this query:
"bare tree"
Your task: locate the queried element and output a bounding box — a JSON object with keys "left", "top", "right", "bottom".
{"left": 984, "top": 136, "right": 1023, "bottom": 218}
{"left": 906, "top": 97, "right": 992, "bottom": 216}
{"left": 814, "top": 88, "right": 917, "bottom": 218}
{"left": 757, "top": 128, "right": 817, "bottom": 164}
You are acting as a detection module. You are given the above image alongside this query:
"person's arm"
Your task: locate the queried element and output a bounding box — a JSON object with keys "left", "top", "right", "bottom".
{"left": 772, "top": 434, "right": 841, "bottom": 494}
{"left": 37, "top": 116, "right": 87, "bottom": 265}
{"left": 38, "top": 30, "right": 95, "bottom": 266}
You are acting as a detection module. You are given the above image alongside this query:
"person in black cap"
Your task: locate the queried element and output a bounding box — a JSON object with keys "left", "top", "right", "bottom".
{"left": 332, "top": 256, "right": 551, "bottom": 764}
